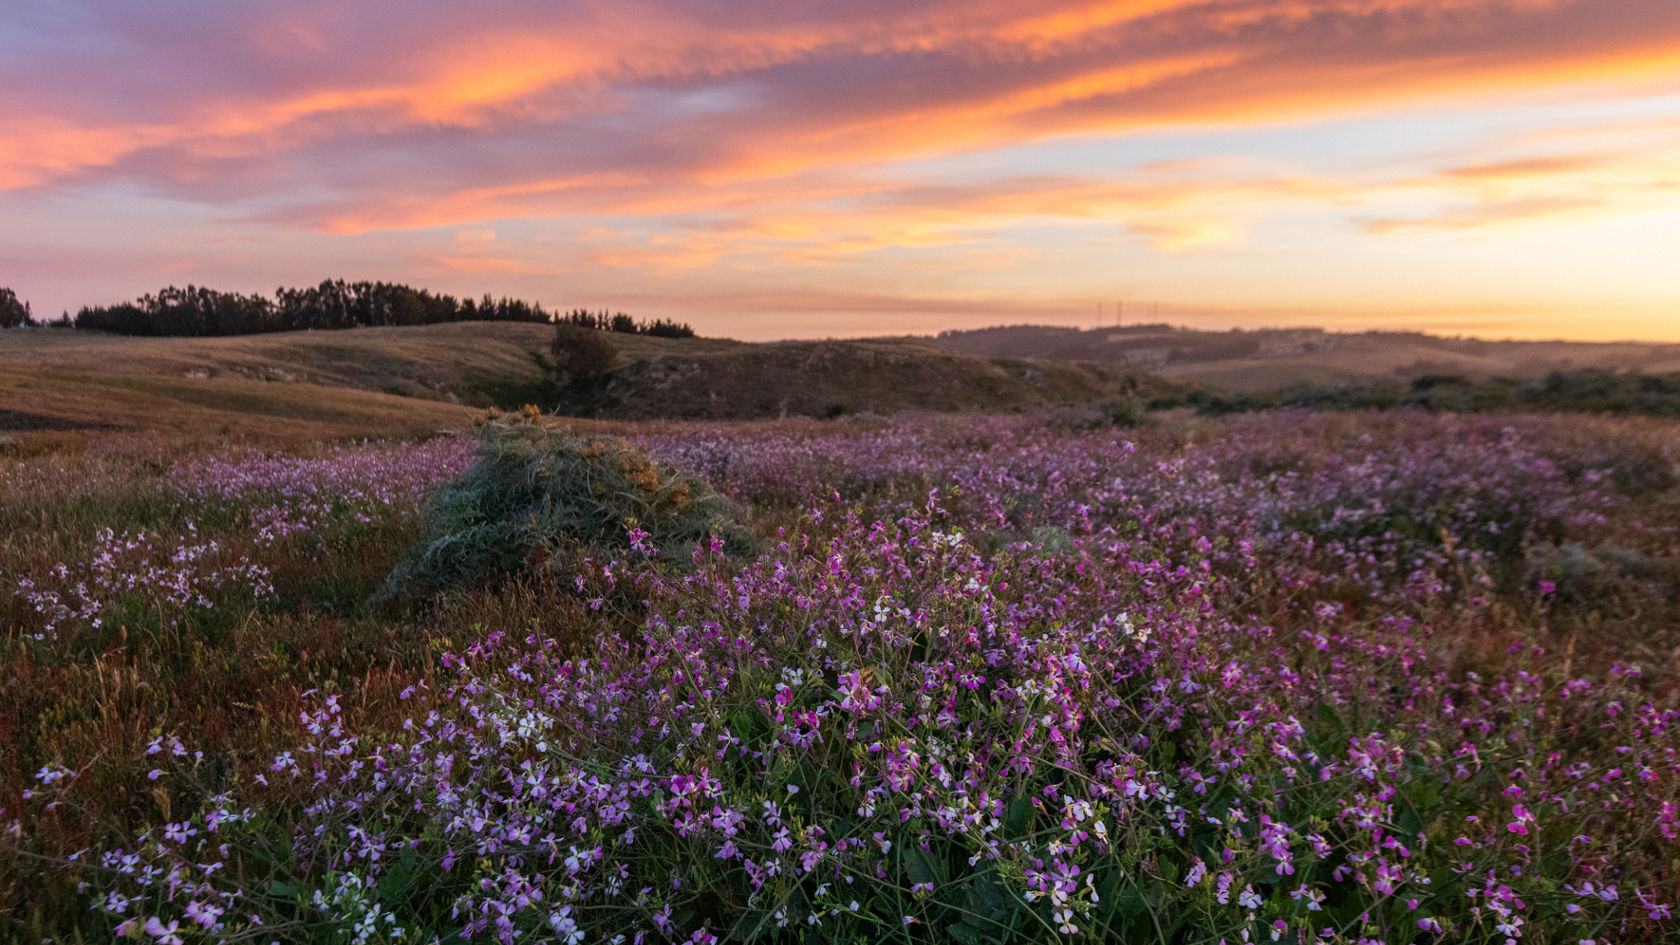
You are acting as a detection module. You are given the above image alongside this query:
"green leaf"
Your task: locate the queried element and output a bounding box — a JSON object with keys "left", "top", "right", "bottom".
{"left": 1005, "top": 796, "right": 1034, "bottom": 835}
{"left": 727, "top": 910, "right": 774, "bottom": 941}
{"left": 907, "top": 846, "right": 944, "bottom": 887}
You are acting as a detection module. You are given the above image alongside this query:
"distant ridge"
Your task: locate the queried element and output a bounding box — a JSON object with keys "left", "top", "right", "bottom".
{"left": 927, "top": 324, "right": 1680, "bottom": 393}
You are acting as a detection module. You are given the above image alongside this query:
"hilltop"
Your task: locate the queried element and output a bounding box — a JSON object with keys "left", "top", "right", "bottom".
{"left": 929, "top": 324, "right": 1680, "bottom": 393}
{"left": 0, "top": 322, "right": 1168, "bottom": 445}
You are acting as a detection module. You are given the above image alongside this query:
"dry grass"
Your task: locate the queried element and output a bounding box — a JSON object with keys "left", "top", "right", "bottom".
{"left": 0, "top": 323, "right": 746, "bottom": 399}
{"left": 1158, "top": 337, "right": 1680, "bottom": 392}
{"left": 930, "top": 324, "right": 1680, "bottom": 394}
{"left": 586, "top": 338, "right": 1174, "bottom": 420}
{"left": 0, "top": 366, "right": 474, "bottom": 451}
{"left": 1, "top": 324, "right": 1171, "bottom": 437}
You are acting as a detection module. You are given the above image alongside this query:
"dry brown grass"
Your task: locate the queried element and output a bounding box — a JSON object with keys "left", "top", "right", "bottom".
{"left": 586, "top": 338, "right": 1175, "bottom": 420}
{"left": 0, "top": 366, "right": 474, "bottom": 451}
{"left": 930, "top": 324, "right": 1680, "bottom": 394}
{"left": 0, "top": 322, "right": 746, "bottom": 398}
{"left": 1, "top": 324, "right": 1171, "bottom": 439}
{"left": 1157, "top": 336, "right": 1680, "bottom": 392}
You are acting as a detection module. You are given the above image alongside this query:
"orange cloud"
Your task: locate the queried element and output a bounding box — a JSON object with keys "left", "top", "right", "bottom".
{"left": 4, "top": 0, "right": 1680, "bottom": 342}
{"left": 422, "top": 254, "right": 556, "bottom": 276}
{"left": 1361, "top": 119, "right": 1680, "bottom": 234}
{"left": 6, "top": 0, "right": 1678, "bottom": 210}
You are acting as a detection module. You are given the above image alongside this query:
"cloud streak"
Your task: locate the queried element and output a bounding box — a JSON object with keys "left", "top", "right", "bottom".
{"left": 7, "top": 1, "right": 1677, "bottom": 204}
{"left": 1, "top": 0, "right": 1678, "bottom": 338}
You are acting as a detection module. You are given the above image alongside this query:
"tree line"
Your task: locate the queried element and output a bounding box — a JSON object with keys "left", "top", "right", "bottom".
{"left": 556, "top": 308, "right": 695, "bottom": 339}
{"left": 0, "top": 282, "right": 695, "bottom": 339}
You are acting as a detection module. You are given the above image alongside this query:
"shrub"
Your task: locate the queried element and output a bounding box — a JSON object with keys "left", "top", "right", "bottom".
{"left": 1099, "top": 397, "right": 1142, "bottom": 427}
{"left": 379, "top": 412, "right": 753, "bottom": 600}
{"left": 550, "top": 323, "right": 618, "bottom": 387}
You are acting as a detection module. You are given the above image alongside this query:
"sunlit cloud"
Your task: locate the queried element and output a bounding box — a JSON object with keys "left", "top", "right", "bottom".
{"left": 422, "top": 254, "right": 556, "bottom": 276}
{"left": 1360, "top": 196, "right": 1608, "bottom": 234}
{"left": 0, "top": 0, "right": 1677, "bottom": 339}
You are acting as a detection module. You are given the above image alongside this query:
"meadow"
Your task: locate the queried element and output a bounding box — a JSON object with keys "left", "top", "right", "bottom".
{"left": 3, "top": 407, "right": 1679, "bottom": 943}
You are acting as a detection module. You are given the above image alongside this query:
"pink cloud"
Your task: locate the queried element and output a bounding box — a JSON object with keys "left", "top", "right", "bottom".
{"left": 3, "top": 0, "right": 1675, "bottom": 220}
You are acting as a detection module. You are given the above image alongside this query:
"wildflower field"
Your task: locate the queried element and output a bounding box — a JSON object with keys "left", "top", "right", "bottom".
{"left": 3, "top": 409, "right": 1679, "bottom": 944}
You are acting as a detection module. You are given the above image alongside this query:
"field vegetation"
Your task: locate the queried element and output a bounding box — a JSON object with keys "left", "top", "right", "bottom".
{"left": 3, "top": 404, "right": 1679, "bottom": 944}
{"left": 931, "top": 325, "right": 1680, "bottom": 393}
{"left": 1153, "top": 370, "right": 1680, "bottom": 419}
{"left": 0, "top": 323, "right": 1163, "bottom": 435}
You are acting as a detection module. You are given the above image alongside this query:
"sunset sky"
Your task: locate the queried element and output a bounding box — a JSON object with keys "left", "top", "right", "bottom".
{"left": 2, "top": 0, "right": 1678, "bottom": 341}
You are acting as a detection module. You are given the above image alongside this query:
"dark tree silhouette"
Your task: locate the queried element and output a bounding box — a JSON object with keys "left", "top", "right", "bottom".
{"left": 69, "top": 283, "right": 695, "bottom": 338}
{"left": 0, "top": 287, "right": 30, "bottom": 328}
{"left": 550, "top": 323, "right": 618, "bottom": 387}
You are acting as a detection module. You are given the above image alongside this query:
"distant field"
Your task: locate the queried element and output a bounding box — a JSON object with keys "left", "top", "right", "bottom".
{"left": 930, "top": 324, "right": 1680, "bottom": 393}
{"left": 0, "top": 324, "right": 732, "bottom": 447}
{"left": 0, "top": 322, "right": 566, "bottom": 446}
{"left": 0, "top": 366, "right": 474, "bottom": 449}
{"left": 0, "top": 324, "right": 1167, "bottom": 446}
{"left": 0, "top": 321, "right": 742, "bottom": 401}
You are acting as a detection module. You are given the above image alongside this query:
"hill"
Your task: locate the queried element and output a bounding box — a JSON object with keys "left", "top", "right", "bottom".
{"left": 929, "top": 324, "right": 1680, "bottom": 393}
{"left": 0, "top": 323, "right": 1168, "bottom": 445}
{"left": 569, "top": 338, "right": 1164, "bottom": 421}
{"left": 0, "top": 322, "right": 572, "bottom": 447}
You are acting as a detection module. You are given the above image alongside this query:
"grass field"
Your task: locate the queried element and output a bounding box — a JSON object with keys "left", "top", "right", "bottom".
{"left": 3, "top": 403, "right": 1679, "bottom": 943}
{"left": 932, "top": 325, "right": 1680, "bottom": 394}
{"left": 0, "top": 324, "right": 1165, "bottom": 443}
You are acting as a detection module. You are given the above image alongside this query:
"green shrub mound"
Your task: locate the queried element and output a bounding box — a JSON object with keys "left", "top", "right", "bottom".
{"left": 381, "top": 413, "right": 753, "bottom": 600}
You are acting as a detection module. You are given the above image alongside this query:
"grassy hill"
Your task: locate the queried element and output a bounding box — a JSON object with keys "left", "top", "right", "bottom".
{"left": 930, "top": 324, "right": 1680, "bottom": 393}
{"left": 0, "top": 321, "right": 743, "bottom": 403}
{"left": 0, "top": 323, "right": 1169, "bottom": 446}
{"left": 571, "top": 338, "right": 1166, "bottom": 420}
{"left": 0, "top": 364, "right": 476, "bottom": 450}
{"left": 0, "top": 322, "right": 574, "bottom": 448}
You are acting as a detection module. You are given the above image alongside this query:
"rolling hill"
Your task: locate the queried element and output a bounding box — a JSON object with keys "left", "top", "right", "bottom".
{"left": 568, "top": 338, "right": 1164, "bottom": 421}
{"left": 0, "top": 323, "right": 1168, "bottom": 446}
{"left": 929, "top": 325, "right": 1680, "bottom": 393}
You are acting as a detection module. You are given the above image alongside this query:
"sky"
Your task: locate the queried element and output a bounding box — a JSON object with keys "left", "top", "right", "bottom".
{"left": 2, "top": 0, "right": 1678, "bottom": 342}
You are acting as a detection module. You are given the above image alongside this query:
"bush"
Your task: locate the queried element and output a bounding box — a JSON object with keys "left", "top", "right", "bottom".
{"left": 1099, "top": 398, "right": 1142, "bottom": 427}
{"left": 379, "top": 413, "right": 753, "bottom": 600}
{"left": 550, "top": 323, "right": 618, "bottom": 387}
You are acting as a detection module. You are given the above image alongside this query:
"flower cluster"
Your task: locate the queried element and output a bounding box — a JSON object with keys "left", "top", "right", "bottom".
{"left": 9, "top": 525, "right": 273, "bottom": 641}
{"left": 168, "top": 437, "right": 475, "bottom": 546}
